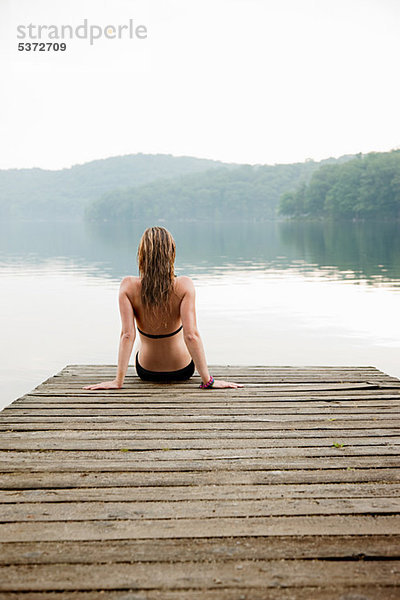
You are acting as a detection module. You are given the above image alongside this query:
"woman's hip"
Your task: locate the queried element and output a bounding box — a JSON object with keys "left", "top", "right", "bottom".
{"left": 135, "top": 352, "right": 195, "bottom": 382}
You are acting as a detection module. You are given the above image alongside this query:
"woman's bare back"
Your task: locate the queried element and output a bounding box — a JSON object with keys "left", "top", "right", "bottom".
{"left": 125, "top": 275, "right": 193, "bottom": 371}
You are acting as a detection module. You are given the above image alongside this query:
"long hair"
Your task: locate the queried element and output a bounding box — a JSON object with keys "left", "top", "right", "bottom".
{"left": 137, "top": 226, "right": 176, "bottom": 320}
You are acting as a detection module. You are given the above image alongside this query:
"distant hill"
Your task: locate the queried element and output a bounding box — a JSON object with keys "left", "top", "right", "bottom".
{"left": 85, "top": 155, "right": 355, "bottom": 222}
{"left": 0, "top": 154, "right": 228, "bottom": 220}
{"left": 0, "top": 152, "right": 359, "bottom": 221}
{"left": 278, "top": 149, "right": 400, "bottom": 219}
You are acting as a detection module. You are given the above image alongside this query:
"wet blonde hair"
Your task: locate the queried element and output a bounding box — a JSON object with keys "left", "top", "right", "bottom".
{"left": 137, "top": 226, "right": 176, "bottom": 319}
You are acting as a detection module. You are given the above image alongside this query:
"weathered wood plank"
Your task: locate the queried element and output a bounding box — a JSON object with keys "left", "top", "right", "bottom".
{"left": 1, "top": 560, "right": 400, "bottom": 592}
{"left": 2, "top": 497, "right": 400, "bottom": 522}
{"left": 1, "top": 429, "right": 399, "bottom": 439}
{"left": 0, "top": 587, "right": 399, "bottom": 600}
{"left": 42, "top": 380, "right": 399, "bottom": 388}
{"left": 0, "top": 587, "right": 398, "bottom": 600}
{"left": 13, "top": 396, "right": 400, "bottom": 406}
{"left": 26, "top": 378, "right": 400, "bottom": 387}
{"left": 2, "top": 427, "right": 399, "bottom": 438}
{"left": 1, "top": 515, "right": 400, "bottom": 542}
{"left": 1, "top": 535, "right": 399, "bottom": 564}
{"left": 34, "top": 381, "right": 400, "bottom": 391}
{"left": 2, "top": 445, "right": 399, "bottom": 459}
{"left": 23, "top": 386, "right": 400, "bottom": 397}
{"left": 21, "top": 391, "right": 400, "bottom": 402}
{"left": 1, "top": 435, "right": 399, "bottom": 451}
{"left": 3, "top": 409, "right": 400, "bottom": 421}
{"left": 1, "top": 417, "right": 398, "bottom": 429}
{"left": 8, "top": 405, "right": 400, "bottom": 415}
{"left": 2, "top": 468, "right": 399, "bottom": 490}
{"left": 1, "top": 482, "right": 399, "bottom": 503}
{"left": 1, "top": 456, "right": 398, "bottom": 473}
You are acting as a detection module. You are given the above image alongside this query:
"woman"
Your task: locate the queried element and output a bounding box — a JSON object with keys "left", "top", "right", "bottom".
{"left": 84, "top": 226, "right": 242, "bottom": 390}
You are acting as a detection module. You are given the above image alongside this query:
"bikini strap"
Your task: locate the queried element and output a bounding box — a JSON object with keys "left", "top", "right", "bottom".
{"left": 137, "top": 324, "right": 183, "bottom": 339}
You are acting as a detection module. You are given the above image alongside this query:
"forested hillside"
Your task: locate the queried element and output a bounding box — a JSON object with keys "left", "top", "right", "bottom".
{"left": 85, "top": 156, "right": 352, "bottom": 221}
{"left": 0, "top": 152, "right": 358, "bottom": 221}
{"left": 0, "top": 154, "right": 226, "bottom": 219}
{"left": 278, "top": 150, "right": 400, "bottom": 219}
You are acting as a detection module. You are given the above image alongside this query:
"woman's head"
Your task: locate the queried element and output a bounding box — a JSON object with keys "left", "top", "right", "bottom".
{"left": 137, "top": 226, "right": 176, "bottom": 315}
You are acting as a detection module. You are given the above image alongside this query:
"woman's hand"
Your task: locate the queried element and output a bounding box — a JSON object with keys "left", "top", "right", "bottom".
{"left": 211, "top": 380, "right": 244, "bottom": 389}
{"left": 83, "top": 380, "right": 122, "bottom": 390}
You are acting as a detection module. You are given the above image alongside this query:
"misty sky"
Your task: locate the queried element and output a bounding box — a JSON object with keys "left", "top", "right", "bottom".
{"left": 1, "top": 0, "right": 399, "bottom": 169}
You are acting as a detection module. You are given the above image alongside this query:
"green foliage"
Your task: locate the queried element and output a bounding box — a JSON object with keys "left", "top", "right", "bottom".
{"left": 278, "top": 150, "right": 400, "bottom": 219}
{"left": 0, "top": 154, "right": 226, "bottom": 220}
{"left": 0, "top": 152, "right": 356, "bottom": 221}
{"left": 85, "top": 158, "right": 351, "bottom": 222}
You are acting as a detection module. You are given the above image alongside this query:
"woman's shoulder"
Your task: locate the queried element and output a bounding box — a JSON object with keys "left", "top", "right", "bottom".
{"left": 120, "top": 276, "right": 140, "bottom": 292}
{"left": 175, "top": 275, "right": 194, "bottom": 291}
{"left": 174, "top": 276, "right": 195, "bottom": 302}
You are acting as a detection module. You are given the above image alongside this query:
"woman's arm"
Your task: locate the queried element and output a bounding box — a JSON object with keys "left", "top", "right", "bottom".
{"left": 180, "top": 278, "right": 210, "bottom": 383}
{"left": 84, "top": 278, "right": 136, "bottom": 390}
{"left": 179, "top": 277, "right": 243, "bottom": 389}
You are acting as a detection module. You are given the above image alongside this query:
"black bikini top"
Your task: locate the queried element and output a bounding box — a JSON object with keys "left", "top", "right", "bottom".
{"left": 137, "top": 324, "right": 183, "bottom": 339}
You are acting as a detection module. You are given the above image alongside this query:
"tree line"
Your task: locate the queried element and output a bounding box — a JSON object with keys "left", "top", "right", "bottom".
{"left": 4, "top": 150, "right": 388, "bottom": 222}
{"left": 84, "top": 158, "right": 350, "bottom": 221}
{"left": 278, "top": 150, "right": 400, "bottom": 219}
{"left": 0, "top": 154, "right": 224, "bottom": 220}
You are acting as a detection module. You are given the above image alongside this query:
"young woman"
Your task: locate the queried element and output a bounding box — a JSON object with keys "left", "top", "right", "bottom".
{"left": 84, "top": 226, "right": 242, "bottom": 390}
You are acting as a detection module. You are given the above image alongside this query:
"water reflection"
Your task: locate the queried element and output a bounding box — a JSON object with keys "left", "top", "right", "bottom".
{"left": 0, "top": 220, "right": 399, "bottom": 287}
{"left": 279, "top": 221, "right": 400, "bottom": 285}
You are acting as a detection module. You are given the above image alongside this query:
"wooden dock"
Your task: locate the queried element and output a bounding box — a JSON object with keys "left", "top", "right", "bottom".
{"left": 1, "top": 365, "right": 400, "bottom": 598}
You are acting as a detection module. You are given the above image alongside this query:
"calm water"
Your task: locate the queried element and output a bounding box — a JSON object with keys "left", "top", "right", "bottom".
{"left": 1, "top": 219, "right": 400, "bottom": 409}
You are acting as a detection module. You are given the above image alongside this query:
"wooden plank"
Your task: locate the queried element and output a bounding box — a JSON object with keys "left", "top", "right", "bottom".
{"left": 55, "top": 378, "right": 400, "bottom": 386}
{"left": 23, "top": 386, "right": 400, "bottom": 397}
{"left": 1, "top": 435, "right": 399, "bottom": 451}
{"left": 13, "top": 396, "right": 400, "bottom": 406}
{"left": 56, "top": 365, "right": 400, "bottom": 377}
{"left": 2, "top": 482, "right": 400, "bottom": 503}
{"left": 26, "top": 378, "right": 400, "bottom": 387}
{"left": 33, "top": 380, "right": 400, "bottom": 390}
{"left": 8, "top": 404, "right": 400, "bottom": 415}
{"left": 2, "top": 427, "right": 399, "bottom": 438}
{"left": 1, "top": 515, "right": 400, "bottom": 543}
{"left": 1, "top": 456, "right": 398, "bottom": 473}
{"left": 2, "top": 497, "right": 400, "bottom": 522}
{"left": 3, "top": 409, "right": 400, "bottom": 420}
{"left": 2, "top": 428, "right": 400, "bottom": 439}
{"left": 1, "top": 417, "right": 398, "bottom": 429}
{"left": 0, "top": 587, "right": 397, "bottom": 600}
{"left": 8, "top": 383, "right": 400, "bottom": 397}
{"left": 27, "top": 379, "right": 400, "bottom": 389}
{"left": 15, "top": 385, "right": 400, "bottom": 398}
{"left": 1, "top": 535, "right": 399, "bottom": 564}
{"left": 1, "top": 560, "right": 400, "bottom": 592}
{"left": 2, "top": 468, "right": 399, "bottom": 490}
{"left": 2, "top": 445, "right": 399, "bottom": 459}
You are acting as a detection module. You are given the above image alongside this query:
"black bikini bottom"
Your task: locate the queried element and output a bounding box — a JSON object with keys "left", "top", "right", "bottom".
{"left": 135, "top": 353, "right": 195, "bottom": 382}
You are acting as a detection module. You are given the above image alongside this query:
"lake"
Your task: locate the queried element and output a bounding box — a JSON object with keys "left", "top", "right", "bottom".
{"left": 1, "top": 219, "right": 399, "bottom": 410}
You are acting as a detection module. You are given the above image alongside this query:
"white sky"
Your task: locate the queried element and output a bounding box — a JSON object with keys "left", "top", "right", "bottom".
{"left": 0, "top": 0, "right": 399, "bottom": 169}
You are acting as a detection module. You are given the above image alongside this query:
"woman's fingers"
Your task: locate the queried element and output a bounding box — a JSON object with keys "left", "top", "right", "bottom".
{"left": 83, "top": 381, "right": 120, "bottom": 390}
{"left": 212, "top": 380, "right": 244, "bottom": 389}
{"left": 83, "top": 383, "right": 103, "bottom": 390}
